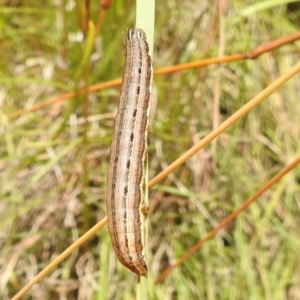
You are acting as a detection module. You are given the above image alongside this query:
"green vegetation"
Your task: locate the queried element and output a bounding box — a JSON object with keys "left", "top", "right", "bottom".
{"left": 1, "top": 0, "right": 300, "bottom": 299}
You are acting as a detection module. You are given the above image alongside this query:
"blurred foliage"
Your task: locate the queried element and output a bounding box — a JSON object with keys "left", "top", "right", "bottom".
{"left": 1, "top": 0, "right": 300, "bottom": 299}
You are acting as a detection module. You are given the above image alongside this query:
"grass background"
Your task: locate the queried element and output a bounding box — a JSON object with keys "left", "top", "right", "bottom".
{"left": 1, "top": 0, "right": 300, "bottom": 299}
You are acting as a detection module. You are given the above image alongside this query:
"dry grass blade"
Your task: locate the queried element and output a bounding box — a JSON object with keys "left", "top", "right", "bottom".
{"left": 149, "top": 61, "right": 300, "bottom": 188}
{"left": 11, "top": 217, "right": 108, "bottom": 300}
{"left": 155, "top": 155, "right": 300, "bottom": 283}
{"left": 8, "top": 31, "right": 300, "bottom": 120}
{"left": 8, "top": 79, "right": 122, "bottom": 119}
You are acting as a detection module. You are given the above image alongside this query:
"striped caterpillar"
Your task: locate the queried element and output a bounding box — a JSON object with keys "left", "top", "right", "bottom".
{"left": 106, "top": 28, "right": 152, "bottom": 275}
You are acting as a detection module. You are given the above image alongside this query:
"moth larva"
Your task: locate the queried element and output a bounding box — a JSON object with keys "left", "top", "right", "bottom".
{"left": 106, "top": 28, "right": 152, "bottom": 275}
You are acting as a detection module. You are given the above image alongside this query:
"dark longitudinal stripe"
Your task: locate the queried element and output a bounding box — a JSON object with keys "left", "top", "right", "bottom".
{"left": 106, "top": 28, "right": 152, "bottom": 275}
